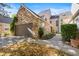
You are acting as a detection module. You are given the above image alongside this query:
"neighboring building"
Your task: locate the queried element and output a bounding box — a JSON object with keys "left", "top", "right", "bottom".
{"left": 58, "top": 11, "right": 72, "bottom": 32}
{"left": 0, "top": 14, "right": 12, "bottom": 36}
{"left": 38, "top": 9, "right": 59, "bottom": 33}
{"left": 50, "top": 15, "right": 59, "bottom": 32}
{"left": 71, "top": 3, "right": 79, "bottom": 16}
{"left": 59, "top": 11, "right": 72, "bottom": 24}
{"left": 70, "top": 3, "right": 79, "bottom": 29}
{"left": 38, "top": 9, "right": 51, "bottom": 20}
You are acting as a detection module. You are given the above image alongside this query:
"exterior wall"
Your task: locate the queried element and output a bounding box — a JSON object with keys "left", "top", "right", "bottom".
{"left": 16, "top": 6, "right": 57, "bottom": 37}
{"left": 0, "top": 23, "right": 11, "bottom": 36}
{"left": 38, "top": 9, "right": 51, "bottom": 20}
{"left": 50, "top": 20, "right": 57, "bottom": 33}
{"left": 44, "top": 19, "right": 51, "bottom": 33}
{"left": 15, "top": 6, "right": 42, "bottom": 37}
{"left": 76, "top": 16, "right": 79, "bottom": 29}
{"left": 0, "top": 23, "right": 3, "bottom": 35}
{"left": 50, "top": 17, "right": 59, "bottom": 33}
{"left": 71, "top": 3, "right": 79, "bottom": 15}
{"left": 59, "top": 11, "right": 72, "bottom": 33}
{"left": 67, "top": 3, "right": 79, "bottom": 24}
{"left": 38, "top": 9, "right": 57, "bottom": 33}
{"left": 43, "top": 19, "right": 57, "bottom": 34}
{"left": 60, "top": 16, "right": 71, "bottom": 24}
{"left": 71, "top": 3, "right": 79, "bottom": 29}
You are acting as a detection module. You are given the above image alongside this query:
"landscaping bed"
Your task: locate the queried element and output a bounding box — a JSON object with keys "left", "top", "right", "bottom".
{"left": 61, "top": 24, "right": 79, "bottom": 48}
{"left": 0, "top": 40, "right": 68, "bottom": 56}
{"left": 38, "top": 27, "right": 56, "bottom": 40}
{"left": 41, "top": 33, "right": 55, "bottom": 40}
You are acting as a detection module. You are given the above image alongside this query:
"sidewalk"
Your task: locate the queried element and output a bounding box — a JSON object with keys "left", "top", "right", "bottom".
{"left": 0, "top": 34, "right": 79, "bottom": 56}
{"left": 41, "top": 34, "right": 79, "bottom": 56}
{"left": 24, "top": 34, "right": 79, "bottom": 56}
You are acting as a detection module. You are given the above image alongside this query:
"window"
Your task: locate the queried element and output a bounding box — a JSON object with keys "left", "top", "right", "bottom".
{"left": 50, "top": 21, "right": 52, "bottom": 23}
{"left": 56, "top": 20, "right": 59, "bottom": 26}
{"left": 5, "top": 28, "right": 9, "bottom": 31}
{"left": 50, "top": 26, "right": 53, "bottom": 32}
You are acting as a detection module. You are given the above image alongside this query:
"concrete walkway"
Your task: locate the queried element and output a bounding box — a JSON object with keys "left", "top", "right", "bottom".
{"left": 0, "top": 35, "right": 79, "bottom": 56}
{"left": 23, "top": 34, "right": 79, "bottom": 56}
{"left": 42, "top": 34, "right": 79, "bottom": 56}
{"left": 26, "top": 34, "right": 79, "bottom": 56}
{"left": 0, "top": 36, "right": 24, "bottom": 47}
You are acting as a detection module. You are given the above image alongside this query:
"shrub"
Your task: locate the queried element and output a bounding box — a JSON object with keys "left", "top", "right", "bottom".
{"left": 42, "top": 33, "right": 55, "bottom": 40}
{"left": 38, "top": 27, "right": 44, "bottom": 38}
{"left": 61, "top": 24, "right": 77, "bottom": 42}
{"left": 76, "top": 31, "right": 79, "bottom": 39}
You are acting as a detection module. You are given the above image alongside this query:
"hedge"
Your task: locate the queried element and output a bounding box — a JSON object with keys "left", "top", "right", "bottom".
{"left": 61, "top": 24, "right": 77, "bottom": 42}
{"left": 38, "top": 27, "right": 44, "bottom": 38}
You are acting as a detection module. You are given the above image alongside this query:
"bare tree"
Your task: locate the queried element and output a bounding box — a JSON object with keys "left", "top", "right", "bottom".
{"left": 0, "top": 3, "right": 12, "bottom": 17}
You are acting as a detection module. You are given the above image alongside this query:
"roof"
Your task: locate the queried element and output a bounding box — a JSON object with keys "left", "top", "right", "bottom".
{"left": 50, "top": 15, "right": 59, "bottom": 19}
{"left": 38, "top": 9, "right": 51, "bottom": 16}
{"left": 17, "top": 4, "right": 44, "bottom": 22}
{"left": 60, "top": 11, "right": 72, "bottom": 16}
{"left": 0, "top": 15, "right": 12, "bottom": 24}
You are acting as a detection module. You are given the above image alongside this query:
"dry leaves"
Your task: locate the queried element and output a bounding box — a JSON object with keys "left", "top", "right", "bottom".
{"left": 0, "top": 40, "right": 68, "bottom": 56}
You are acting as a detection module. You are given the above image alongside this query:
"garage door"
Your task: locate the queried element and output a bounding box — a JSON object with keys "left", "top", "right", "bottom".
{"left": 15, "top": 23, "right": 33, "bottom": 37}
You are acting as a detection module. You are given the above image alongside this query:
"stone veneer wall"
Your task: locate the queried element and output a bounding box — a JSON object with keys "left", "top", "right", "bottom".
{"left": 15, "top": 6, "right": 42, "bottom": 37}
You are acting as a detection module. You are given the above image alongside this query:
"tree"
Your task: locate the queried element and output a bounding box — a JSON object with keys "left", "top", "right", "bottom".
{"left": 10, "top": 15, "right": 17, "bottom": 35}
{"left": 0, "top": 3, "right": 12, "bottom": 17}
{"left": 0, "top": 3, "right": 11, "bottom": 8}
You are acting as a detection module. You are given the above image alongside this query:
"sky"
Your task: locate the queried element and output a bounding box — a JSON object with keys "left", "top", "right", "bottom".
{"left": 4, "top": 3, "right": 72, "bottom": 17}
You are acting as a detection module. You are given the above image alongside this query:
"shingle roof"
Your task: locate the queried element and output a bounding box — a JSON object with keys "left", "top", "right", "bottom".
{"left": 17, "top": 5, "right": 44, "bottom": 22}
{"left": 38, "top": 9, "right": 51, "bottom": 16}
{"left": 0, "top": 15, "right": 12, "bottom": 24}
{"left": 50, "top": 15, "right": 59, "bottom": 19}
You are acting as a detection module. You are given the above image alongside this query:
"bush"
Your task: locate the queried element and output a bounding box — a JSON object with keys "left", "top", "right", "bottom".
{"left": 38, "top": 27, "right": 44, "bottom": 38}
{"left": 42, "top": 33, "right": 55, "bottom": 40}
{"left": 61, "top": 24, "right": 77, "bottom": 42}
{"left": 76, "top": 31, "right": 79, "bottom": 39}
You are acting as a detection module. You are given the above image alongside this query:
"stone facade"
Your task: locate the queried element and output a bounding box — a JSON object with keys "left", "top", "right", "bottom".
{"left": 15, "top": 5, "right": 43, "bottom": 37}
{"left": 15, "top": 5, "right": 57, "bottom": 38}
{"left": 38, "top": 9, "right": 57, "bottom": 33}
{"left": 44, "top": 19, "right": 57, "bottom": 33}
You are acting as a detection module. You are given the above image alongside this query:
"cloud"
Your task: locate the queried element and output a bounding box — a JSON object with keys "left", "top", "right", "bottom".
{"left": 33, "top": 8, "right": 69, "bottom": 15}
{"left": 50, "top": 8, "right": 68, "bottom": 15}
{"left": 4, "top": 8, "right": 18, "bottom": 17}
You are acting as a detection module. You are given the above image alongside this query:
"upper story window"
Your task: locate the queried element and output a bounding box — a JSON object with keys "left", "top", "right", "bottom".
{"left": 5, "top": 28, "right": 9, "bottom": 31}
{"left": 50, "top": 21, "right": 52, "bottom": 23}
{"left": 41, "top": 15, "right": 46, "bottom": 20}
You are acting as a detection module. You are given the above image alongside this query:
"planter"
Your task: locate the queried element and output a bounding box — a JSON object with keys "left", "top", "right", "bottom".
{"left": 70, "top": 39, "right": 79, "bottom": 48}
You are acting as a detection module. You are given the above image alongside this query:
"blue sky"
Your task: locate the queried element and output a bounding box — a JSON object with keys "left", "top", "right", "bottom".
{"left": 5, "top": 3, "right": 72, "bottom": 17}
